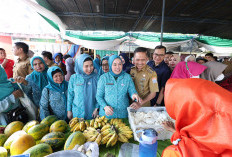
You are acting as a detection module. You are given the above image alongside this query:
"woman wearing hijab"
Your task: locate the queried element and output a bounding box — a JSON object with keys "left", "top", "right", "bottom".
{"left": 14, "top": 56, "right": 48, "bottom": 107}
{"left": 40, "top": 66, "right": 68, "bottom": 120}
{"left": 119, "top": 53, "right": 134, "bottom": 73}
{"left": 96, "top": 55, "right": 140, "bottom": 119}
{"left": 200, "top": 61, "right": 228, "bottom": 82}
{"left": 53, "top": 53, "right": 67, "bottom": 75}
{"left": 162, "top": 78, "right": 232, "bottom": 157}
{"left": 171, "top": 61, "right": 207, "bottom": 79}
{"left": 184, "top": 55, "right": 196, "bottom": 62}
{"left": 0, "top": 66, "right": 23, "bottom": 125}
{"left": 65, "top": 57, "right": 75, "bottom": 81}
{"left": 67, "top": 54, "right": 99, "bottom": 120}
{"left": 168, "top": 54, "right": 181, "bottom": 71}
{"left": 98, "top": 56, "right": 109, "bottom": 76}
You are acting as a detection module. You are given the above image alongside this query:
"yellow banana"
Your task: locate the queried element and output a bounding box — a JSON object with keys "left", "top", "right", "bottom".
{"left": 87, "top": 133, "right": 98, "bottom": 142}
{"left": 80, "top": 120, "right": 86, "bottom": 131}
{"left": 73, "top": 123, "right": 81, "bottom": 132}
{"left": 101, "top": 128, "right": 111, "bottom": 136}
{"left": 118, "top": 133, "right": 129, "bottom": 143}
{"left": 101, "top": 124, "right": 111, "bottom": 132}
{"left": 85, "top": 121, "right": 90, "bottom": 128}
{"left": 90, "top": 119, "right": 95, "bottom": 127}
{"left": 94, "top": 133, "right": 102, "bottom": 145}
{"left": 101, "top": 132, "right": 113, "bottom": 144}
{"left": 106, "top": 133, "right": 117, "bottom": 147}
{"left": 71, "top": 122, "right": 79, "bottom": 132}
{"left": 69, "top": 117, "right": 78, "bottom": 125}
{"left": 94, "top": 121, "right": 99, "bottom": 128}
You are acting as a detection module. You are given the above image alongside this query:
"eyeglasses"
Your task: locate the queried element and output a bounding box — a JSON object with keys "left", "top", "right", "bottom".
{"left": 153, "top": 53, "right": 165, "bottom": 57}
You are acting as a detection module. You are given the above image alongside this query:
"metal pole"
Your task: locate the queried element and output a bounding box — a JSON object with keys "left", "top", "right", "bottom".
{"left": 160, "top": 0, "right": 166, "bottom": 45}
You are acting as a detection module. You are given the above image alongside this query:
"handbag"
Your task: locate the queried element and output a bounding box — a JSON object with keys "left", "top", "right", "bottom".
{"left": 7, "top": 104, "right": 28, "bottom": 123}
{"left": 17, "top": 83, "right": 38, "bottom": 121}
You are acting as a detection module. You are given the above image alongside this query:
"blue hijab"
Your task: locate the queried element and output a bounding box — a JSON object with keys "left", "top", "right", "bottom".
{"left": 77, "top": 54, "right": 98, "bottom": 119}
{"left": 93, "top": 58, "right": 100, "bottom": 72}
{"left": 53, "top": 53, "right": 63, "bottom": 64}
{"left": 45, "top": 66, "right": 68, "bottom": 119}
{"left": 119, "top": 53, "right": 134, "bottom": 72}
{"left": 29, "top": 56, "right": 48, "bottom": 93}
{"left": 98, "top": 56, "right": 109, "bottom": 76}
{"left": 0, "top": 66, "right": 14, "bottom": 101}
{"left": 109, "top": 55, "right": 125, "bottom": 77}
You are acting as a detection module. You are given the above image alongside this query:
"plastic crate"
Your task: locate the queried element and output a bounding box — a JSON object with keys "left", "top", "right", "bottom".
{"left": 127, "top": 107, "right": 174, "bottom": 141}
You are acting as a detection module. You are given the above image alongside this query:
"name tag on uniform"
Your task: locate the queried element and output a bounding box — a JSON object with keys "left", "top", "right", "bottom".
{"left": 76, "top": 83, "right": 84, "bottom": 86}
{"left": 152, "top": 77, "right": 157, "bottom": 84}
{"left": 106, "top": 83, "right": 114, "bottom": 85}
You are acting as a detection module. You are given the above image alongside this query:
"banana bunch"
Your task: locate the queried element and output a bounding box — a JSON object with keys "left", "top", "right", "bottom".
{"left": 101, "top": 125, "right": 118, "bottom": 147}
{"left": 70, "top": 118, "right": 89, "bottom": 132}
{"left": 89, "top": 116, "right": 109, "bottom": 129}
{"left": 83, "top": 127, "right": 102, "bottom": 145}
{"left": 69, "top": 117, "right": 79, "bottom": 128}
{"left": 101, "top": 119, "right": 133, "bottom": 145}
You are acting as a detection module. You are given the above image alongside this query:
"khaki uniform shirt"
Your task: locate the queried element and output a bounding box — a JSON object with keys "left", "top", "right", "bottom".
{"left": 13, "top": 56, "right": 33, "bottom": 79}
{"left": 130, "top": 65, "right": 159, "bottom": 106}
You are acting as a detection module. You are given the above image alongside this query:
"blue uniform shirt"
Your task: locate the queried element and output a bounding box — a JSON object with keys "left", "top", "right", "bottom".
{"left": 147, "top": 60, "right": 171, "bottom": 105}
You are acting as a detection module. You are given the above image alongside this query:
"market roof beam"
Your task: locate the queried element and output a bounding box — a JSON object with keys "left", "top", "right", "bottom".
{"left": 131, "top": 0, "right": 153, "bottom": 31}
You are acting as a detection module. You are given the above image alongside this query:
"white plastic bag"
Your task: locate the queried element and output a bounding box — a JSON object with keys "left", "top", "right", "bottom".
{"left": 17, "top": 83, "right": 38, "bottom": 120}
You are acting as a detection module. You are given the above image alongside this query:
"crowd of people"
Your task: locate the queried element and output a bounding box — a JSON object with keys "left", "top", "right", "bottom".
{"left": 0, "top": 42, "right": 232, "bottom": 125}
{"left": 1, "top": 42, "right": 232, "bottom": 156}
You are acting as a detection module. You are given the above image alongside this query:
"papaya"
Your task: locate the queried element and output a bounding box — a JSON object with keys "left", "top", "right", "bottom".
{"left": 4, "top": 130, "right": 27, "bottom": 150}
{"left": 0, "top": 134, "right": 8, "bottom": 146}
{"left": 40, "top": 132, "right": 65, "bottom": 149}
{"left": 10, "top": 134, "right": 36, "bottom": 156}
{"left": 41, "top": 115, "right": 58, "bottom": 127}
{"left": 0, "top": 147, "right": 7, "bottom": 157}
{"left": 28, "top": 124, "right": 49, "bottom": 140}
{"left": 64, "top": 131, "right": 86, "bottom": 150}
{"left": 50, "top": 120, "right": 67, "bottom": 133}
{"left": 4, "top": 121, "right": 24, "bottom": 136}
{"left": 23, "top": 120, "right": 39, "bottom": 133}
{"left": 23, "top": 143, "right": 53, "bottom": 157}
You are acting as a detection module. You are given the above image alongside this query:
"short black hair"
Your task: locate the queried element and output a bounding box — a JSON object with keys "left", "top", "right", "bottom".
{"left": 84, "top": 57, "right": 92, "bottom": 62}
{"left": 0, "top": 48, "right": 5, "bottom": 51}
{"left": 63, "top": 54, "right": 71, "bottom": 60}
{"left": 41, "top": 51, "right": 53, "bottom": 60}
{"left": 166, "top": 51, "right": 174, "bottom": 55}
{"left": 205, "top": 53, "right": 214, "bottom": 57}
{"left": 196, "top": 57, "right": 207, "bottom": 63}
{"left": 134, "top": 47, "right": 148, "bottom": 57}
{"left": 213, "top": 56, "right": 218, "bottom": 61}
{"left": 15, "top": 42, "right": 29, "bottom": 54}
{"left": 154, "top": 45, "right": 166, "bottom": 53}
{"left": 51, "top": 69, "right": 63, "bottom": 77}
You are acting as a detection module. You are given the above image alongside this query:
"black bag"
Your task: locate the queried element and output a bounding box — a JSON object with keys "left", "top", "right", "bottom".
{"left": 7, "top": 105, "right": 28, "bottom": 123}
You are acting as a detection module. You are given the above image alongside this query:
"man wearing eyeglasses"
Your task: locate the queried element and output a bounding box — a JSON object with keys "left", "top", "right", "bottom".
{"left": 147, "top": 45, "right": 171, "bottom": 106}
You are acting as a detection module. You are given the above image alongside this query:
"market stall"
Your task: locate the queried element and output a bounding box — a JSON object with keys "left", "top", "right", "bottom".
{"left": 0, "top": 107, "right": 173, "bottom": 157}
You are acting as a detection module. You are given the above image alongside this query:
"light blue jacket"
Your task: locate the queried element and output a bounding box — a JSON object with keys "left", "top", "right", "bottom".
{"left": 67, "top": 74, "right": 99, "bottom": 119}
{"left": 96, "top": 72, "right": 137, "bottom": 119}
{"left": 40, "top": 88, "right": 67, "bottom": 120}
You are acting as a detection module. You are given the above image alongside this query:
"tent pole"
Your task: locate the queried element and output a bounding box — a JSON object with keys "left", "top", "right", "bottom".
{"left": 160, "top": 0, "right": 166, "bottom": 45}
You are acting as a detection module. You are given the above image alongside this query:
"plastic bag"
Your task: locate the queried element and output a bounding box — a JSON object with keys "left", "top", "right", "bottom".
{"left": 118, "top": 143, "right": 139, "bottom": 157}
{"left": 17, "top": 83, "right": 38, "bottom": 120}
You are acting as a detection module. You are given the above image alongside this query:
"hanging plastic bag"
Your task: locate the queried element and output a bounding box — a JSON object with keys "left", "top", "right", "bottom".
{"left": 17, "top": 83, "right": 38, "bottom": 120}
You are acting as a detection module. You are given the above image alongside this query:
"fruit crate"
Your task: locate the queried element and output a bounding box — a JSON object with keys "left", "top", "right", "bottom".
{"left": 127, "top": 107, "right": 174, "bottom": 141}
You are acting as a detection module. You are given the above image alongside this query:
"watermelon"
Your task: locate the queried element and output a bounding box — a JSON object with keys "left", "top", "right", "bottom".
{"left": 23, "top": 120, "right": 39, "bottom": 133}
